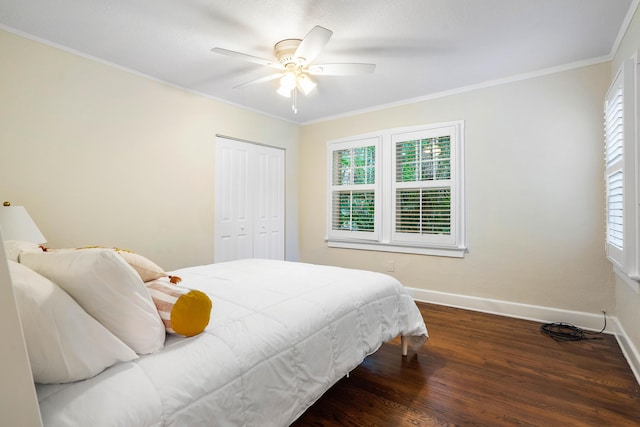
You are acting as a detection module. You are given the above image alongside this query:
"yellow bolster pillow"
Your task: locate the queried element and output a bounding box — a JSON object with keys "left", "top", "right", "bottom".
{"left": 145, "top": 279, "right": 212, "bottom": 337}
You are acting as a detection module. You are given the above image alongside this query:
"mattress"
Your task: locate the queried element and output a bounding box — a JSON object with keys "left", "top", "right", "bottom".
{"left": 36, "top": 259, "right": 428, "bottom": 426}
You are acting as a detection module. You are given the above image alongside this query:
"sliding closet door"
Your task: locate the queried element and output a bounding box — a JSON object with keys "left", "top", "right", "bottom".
{"left": 214, "top": 137, "right": 285, "bottom": 262}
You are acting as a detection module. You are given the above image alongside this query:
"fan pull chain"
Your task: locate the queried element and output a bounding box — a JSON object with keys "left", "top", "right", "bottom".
{"left": 292, "top": 87, "right": 298, "bottom": 114}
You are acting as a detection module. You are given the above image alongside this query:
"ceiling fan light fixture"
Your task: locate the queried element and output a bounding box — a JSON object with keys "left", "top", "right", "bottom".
{"left": 277, "top": 84, "right": 292, "bottom": 98}
{"left": 297, "top": 73, "right": 316, "bottom": 95}
{"left": 279, "top": 71, "right": 297, "bottom": 93}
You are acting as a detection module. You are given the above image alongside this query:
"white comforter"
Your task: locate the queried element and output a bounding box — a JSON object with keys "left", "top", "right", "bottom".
{"left": 36, "top": 259, "right": 428, "bottom": 426}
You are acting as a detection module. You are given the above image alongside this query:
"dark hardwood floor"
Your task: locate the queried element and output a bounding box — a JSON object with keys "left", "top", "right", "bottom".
{"left": 292, "top": 302, "right": 640, "bottom": 426}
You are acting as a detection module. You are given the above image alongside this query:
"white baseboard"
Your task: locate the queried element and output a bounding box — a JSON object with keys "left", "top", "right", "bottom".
{"left": 408, "top": 287, "right": 640, "bottom": 385}
{"left": 408, "top": 287, "right": 612, "bottom": 332}
{"left": 612, "top": 317, "right": 640, "bottom": 385}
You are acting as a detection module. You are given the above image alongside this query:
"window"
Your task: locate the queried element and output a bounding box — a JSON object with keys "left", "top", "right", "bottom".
{"left": 392, "top": 127, "right": 459, "bottom": 247}
{"left": 327, "top": 121, "right": 465, "bottom": 257}
{"left": 327, "top": 137, "right": 381, "bottom": 241}
{"left": 604, "top": 56, "right": 639, "bottom": 285}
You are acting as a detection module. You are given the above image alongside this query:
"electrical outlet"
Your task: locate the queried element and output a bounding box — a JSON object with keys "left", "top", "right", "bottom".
{"left": 385, "top": 260, "right": 395, "bottom": 272}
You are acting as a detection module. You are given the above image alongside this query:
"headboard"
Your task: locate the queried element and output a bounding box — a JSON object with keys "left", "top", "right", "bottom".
{"left": 0, "top": 228, "right": 43, "bottom": 426}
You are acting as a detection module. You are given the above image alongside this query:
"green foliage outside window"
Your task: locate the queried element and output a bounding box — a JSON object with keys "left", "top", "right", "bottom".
{"left": 334, "top": 146, "right": 375, "bottom": 185}
{"left": 396, "top": 136, "right": 451, "bottom": 182}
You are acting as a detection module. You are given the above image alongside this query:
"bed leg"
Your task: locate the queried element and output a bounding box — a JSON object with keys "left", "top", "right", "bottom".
{"left": 401, "top": 335, "right": 408, "bottom": 357}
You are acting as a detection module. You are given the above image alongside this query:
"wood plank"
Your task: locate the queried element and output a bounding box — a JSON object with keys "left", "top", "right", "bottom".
{"left": 292, "top": 302, "right": 640, "bottom": 426}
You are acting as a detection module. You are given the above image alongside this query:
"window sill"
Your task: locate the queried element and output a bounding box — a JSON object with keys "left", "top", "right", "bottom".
{"left": 327, "top": 239, "right": 466, "bottom": 258}
{"left": 613, "top": 265, "right": 640, "bottom": 294}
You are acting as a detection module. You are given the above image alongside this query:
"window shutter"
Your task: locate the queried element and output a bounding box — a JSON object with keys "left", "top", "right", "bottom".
{"left": 606, "top": 171, "right": 624, "bottom": 249}
{"left": 395, "top": 188, "right": 451, "bottom": 235}
{"left": 605, "top": 86, "right": 624, "bottom": 169}
{"left": 604, "top": 71, "right": 625, "bottom": 267}
{"left": 331, "top": 191, "right": 375, "bottom": 232}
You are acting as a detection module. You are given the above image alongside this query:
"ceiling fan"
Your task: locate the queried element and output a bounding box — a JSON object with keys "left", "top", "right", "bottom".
{"left": 211, "top": 26, "right": 376, "bottom": 113}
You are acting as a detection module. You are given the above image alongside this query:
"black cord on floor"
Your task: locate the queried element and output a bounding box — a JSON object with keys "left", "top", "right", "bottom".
{"left": 540, "top": 311, "right": 607, "bottom": 341}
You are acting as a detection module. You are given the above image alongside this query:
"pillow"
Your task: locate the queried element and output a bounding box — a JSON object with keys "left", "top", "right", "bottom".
{"left": 8, "top": 261, "right": 137, "bottom": 384}
{"left": 42, "top": 246, "right": 181, "bottom": 284}
{"left": 112, "top": 249, "right": 181, "bottom": 284}
{"left": 146, "top": 278, "right": 212, "bottom": 337}
{"left": 20, "top": 248, "right": 166, "bottom": 354}
{"left": 4, "top": 240, "right": 43, "bottom": 262}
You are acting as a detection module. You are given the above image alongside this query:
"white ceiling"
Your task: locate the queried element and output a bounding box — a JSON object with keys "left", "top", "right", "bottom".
{"left": 0, "top": 0, "right": 635, "bottom": 123}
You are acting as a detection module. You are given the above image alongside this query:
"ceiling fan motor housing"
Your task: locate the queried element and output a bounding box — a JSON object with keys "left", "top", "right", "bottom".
{"left": 274, "top": 39, "right": 303, "bottom": 66}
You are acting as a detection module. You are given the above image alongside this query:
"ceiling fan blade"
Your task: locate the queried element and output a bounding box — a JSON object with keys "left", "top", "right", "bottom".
{"left": 233, "top": 72, "right": 283, "bottom": 89}
{"left": 294, "top": 26, "right": 333, "bottom": 65}
{"left": 211, "top": 47, "right": 283, "bottom": 69}
{"left": 307, "top": 63, "right": 376, "bottom": 76}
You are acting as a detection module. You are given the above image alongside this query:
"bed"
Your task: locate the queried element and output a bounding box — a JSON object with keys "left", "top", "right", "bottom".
{"left": 12, "top": 253, "right": 428, "bottom": 426}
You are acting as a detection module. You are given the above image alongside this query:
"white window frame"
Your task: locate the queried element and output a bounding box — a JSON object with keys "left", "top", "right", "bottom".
{"left": 326, "top": 121, "right": 466, "bottom": 258}
{"left": 326, "top": 135, "right": 382, "bottom": 242}
{"left": 605, "top": 54, "right": 640, "bottom": 289}
{"left": 391, "top": 124, "right": 461, "bottom": 247}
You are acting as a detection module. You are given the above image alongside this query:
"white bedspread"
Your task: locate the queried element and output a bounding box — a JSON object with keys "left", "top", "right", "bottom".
{"left": 36, "top": 259, "right": 428, "bottom": 426}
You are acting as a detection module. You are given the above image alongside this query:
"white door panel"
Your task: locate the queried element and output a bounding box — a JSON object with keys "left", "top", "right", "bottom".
{"left": 215, "top": 137, "right": 285, "bottom": 262}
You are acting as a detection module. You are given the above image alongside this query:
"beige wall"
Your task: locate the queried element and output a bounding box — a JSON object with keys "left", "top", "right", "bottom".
{"left": 612, "top": 6, "right": 640, "bottom": 361}
{"left": 0, "top": 29, "right": 300, "bottom": 269}
{"left": 299, "top": 62, "right": 613, "bottom": 314}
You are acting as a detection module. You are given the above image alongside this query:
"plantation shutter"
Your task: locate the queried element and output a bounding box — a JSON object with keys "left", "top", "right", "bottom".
{"left": 604, "top": 71, "right": 625, "bottom": 267}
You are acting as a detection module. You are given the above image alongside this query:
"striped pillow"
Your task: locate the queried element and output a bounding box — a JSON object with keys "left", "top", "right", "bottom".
{"left": 146, "top": 279, "right": 212, "bottom": 337}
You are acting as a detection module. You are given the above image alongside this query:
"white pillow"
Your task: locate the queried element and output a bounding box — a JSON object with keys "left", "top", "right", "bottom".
{"left": 20, "top": 248, "right": 166, "bottom": 354}
{"left": 8, "top": 261, "right": 137, "bottom": 384}
{"left": 4, "top": 240, "right": 42, "bottom": 262}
